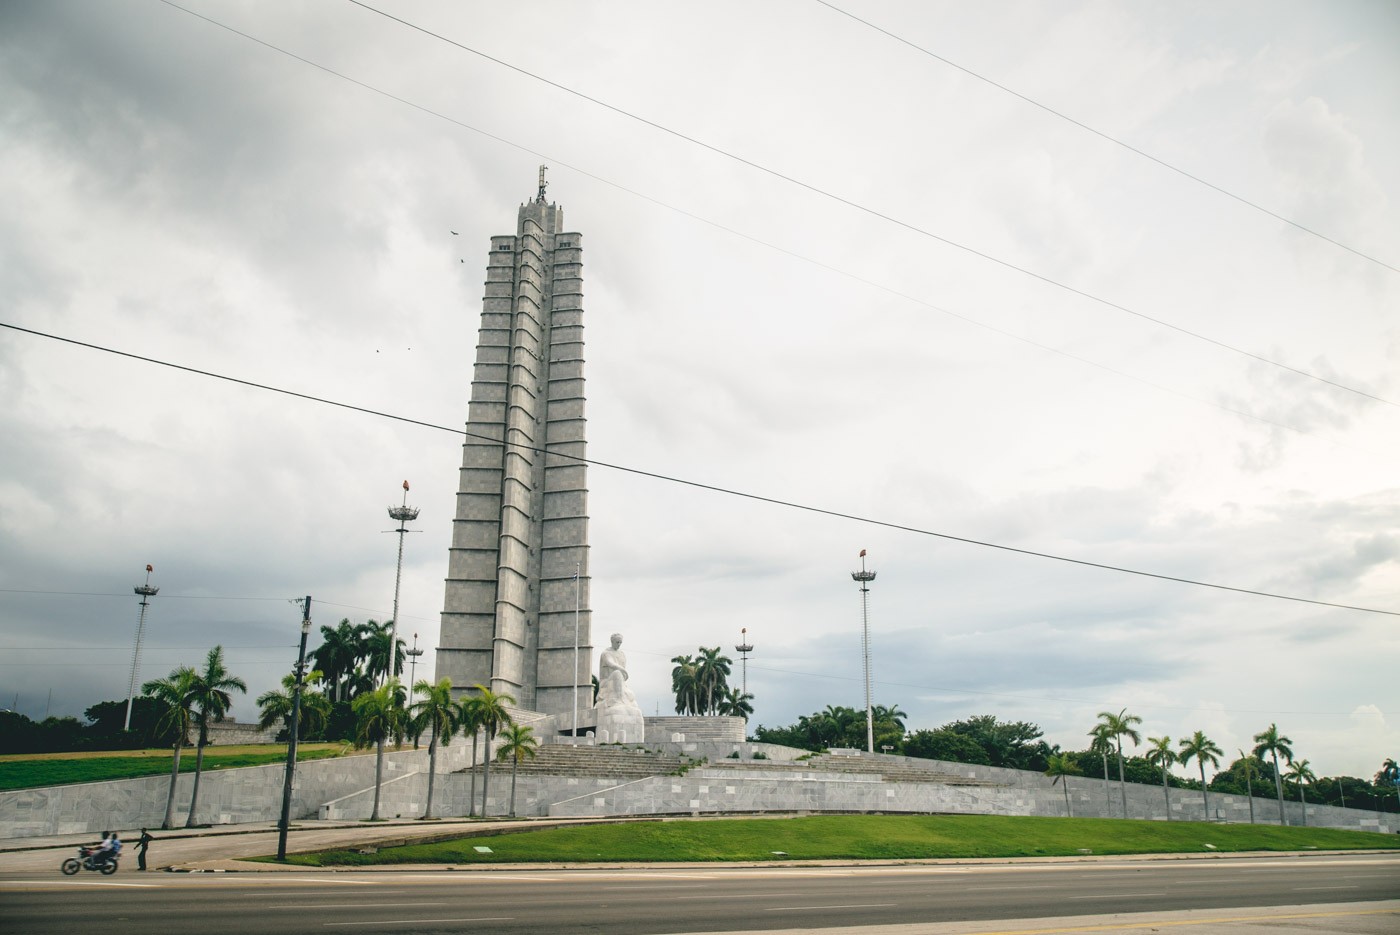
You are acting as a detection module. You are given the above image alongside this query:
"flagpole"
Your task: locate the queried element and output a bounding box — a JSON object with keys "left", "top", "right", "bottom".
{"left": 573, "top": 562, "right": 580, "bottom": 740}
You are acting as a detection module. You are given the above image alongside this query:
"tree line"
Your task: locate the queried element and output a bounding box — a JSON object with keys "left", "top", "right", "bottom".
{"left": 753, "top": 706, "right": 1400, "bottom": 816}
{"left": 2, "top": 619, "right": 546, "bottom": 823}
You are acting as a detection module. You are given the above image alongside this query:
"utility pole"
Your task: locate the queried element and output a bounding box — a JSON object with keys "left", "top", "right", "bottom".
{"left": 385, "top": 480, "right": 419, "bottom": 686}
{"left": 277, "top": 596, "right": 312, "bottom": 861}
{"left": 124, "top": 564, "right": 158, "bottom": 731}
{"left": 851, "top": 550, "right": 877, "bottom": 754}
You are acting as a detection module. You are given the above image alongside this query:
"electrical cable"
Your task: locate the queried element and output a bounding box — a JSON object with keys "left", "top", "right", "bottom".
{"left": 812, "top": 0, "right": 1400, "bottom": 276}
{"left": 335, "top": 0, "right": 1397, "bottom": 410}
{"left": 151, "top": 0, "right": 1397, "bottom": 413}
{"left": 147, "top": 4, "right": 1386, "bottom": 454}
{"left": 3, "top": 319, "right": 1396, "bottom": 619}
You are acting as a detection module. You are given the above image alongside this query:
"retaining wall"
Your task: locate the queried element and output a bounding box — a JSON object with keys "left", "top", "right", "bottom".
{"left": 0, "top": 742, "right": 473, "bottom": 838}
{"left": 4, "top": 740, "right": 1395, "bottom": 838}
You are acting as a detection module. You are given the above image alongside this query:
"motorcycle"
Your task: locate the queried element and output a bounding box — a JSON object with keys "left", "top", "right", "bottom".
{"left": 60, "top": 846, "right": 119, "bottom": 876}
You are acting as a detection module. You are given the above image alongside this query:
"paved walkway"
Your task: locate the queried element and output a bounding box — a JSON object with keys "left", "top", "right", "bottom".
{"left": 3, "top": 816, "right": 1394, "bottom": 875}
{"left": 0, "top": 816, "right": 616, "bottom": 873}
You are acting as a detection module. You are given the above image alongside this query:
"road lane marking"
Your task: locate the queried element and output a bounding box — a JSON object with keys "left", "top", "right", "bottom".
{"left": 21, "top": 880, "right": 159, "bottom": 888}
{"left": 764, "top": 903, "right": 897, "bottom": 911}
{"left": 673, "top": 892, "right": 802, "bottom": 899}
{"left": 1294, "top": 885, "right": 1361, "bottom": 890}
{"left": 1067, "top": 893, "right": 1167, "bottom": 899}
{"left": 324, "top": 918, "right": 512, "bottom": 927}
{"left": 262, "top": 902, "right": 448, "bottom": 909}
{"left": 930, "top": 906, "right": 1400, "bottom": 934}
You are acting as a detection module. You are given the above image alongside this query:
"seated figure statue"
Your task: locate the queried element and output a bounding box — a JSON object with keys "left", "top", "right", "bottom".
{"left": 595, "top": 632, "right": 645, "bottom": 743}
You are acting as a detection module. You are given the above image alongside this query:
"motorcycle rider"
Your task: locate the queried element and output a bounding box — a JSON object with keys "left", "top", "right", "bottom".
{"left": 92, "top": 831, "right": 121, "bottom": 868}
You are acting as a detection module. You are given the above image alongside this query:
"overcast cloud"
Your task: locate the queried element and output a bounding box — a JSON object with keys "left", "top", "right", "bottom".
{"left": 1, "top": 0, "right": 1396, "bottom": 782}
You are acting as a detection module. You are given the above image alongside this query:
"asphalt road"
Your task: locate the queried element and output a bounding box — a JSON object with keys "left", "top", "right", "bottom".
{"left": 2, "top": 853, "right": 1397, "bottom": 935}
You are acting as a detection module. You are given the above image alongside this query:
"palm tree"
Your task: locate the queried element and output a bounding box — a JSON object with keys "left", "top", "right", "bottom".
{"left": 256, "top": 669, "right": 330, "bottom": 738}
{"left": 1096, "top": 708, "right": 1143, "bottom": 818}
{"left": 352, "top": 679, "right": 407, "bottom": 821}
{"left": 1145, "top": 736, "right": 1175, "bottom": 820}
{"left": 821, "top": 705, "right": 861, "bottom": 749}
{"left": 184, "top": 646, "right": 247, "bottom": 828}
{"left": 497, "top": 723, "right": 539, "bottom": 817}
{"left": 408, "top": 678, "right": 461, "bottom": 820}
{"left": 1087, "top": 723, "right": 1114, "bottom": 814}
{"left": 310, "top": 619, "right": 366, "bottom": 703}
{"left": 718, "top": 686, "right": 754, "bottom": 720}
{"left": 1252, "top": 723, "right": 1294, "bottom": 826}
{"left": 363, "top": 619, "right": 406, "bottom": 685}
{"left": 1379, "top": 758, "right": 1399, "bottom": 812}
{"left": 872, "top": 704, "right": 908, "bottom": 733}
{"left": 468, "top": 684, "right": 515, "bottom": 817}
{"left": 1237, "top": 749, "right": 1256, "bottom": 824}
{"left": 694, "top": 646, "right": 732, "bottom": 716}
{"left": 670, "top": 654, "right": 698, "bottom": 715}
{"left": 1285, "top": 759, "right": 1317, "bottom": 826}
{"left": 1045, "top": 753, "right": 1083, "bottom": 817}
{"left": 1178, "top": 731, "right": 1223, "bottom": 821}
{"left": 142, "top": 665, "right": 199, "bottom": 830}
{"left": 457, "top": 694, "right": 485, "bottom": 817}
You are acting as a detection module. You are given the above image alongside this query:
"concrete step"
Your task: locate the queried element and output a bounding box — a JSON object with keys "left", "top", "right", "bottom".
{"left": 459, "top": 744, "right": 699, "bottom": 779}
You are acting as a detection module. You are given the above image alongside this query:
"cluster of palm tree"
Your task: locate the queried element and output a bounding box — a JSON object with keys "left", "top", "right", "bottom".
{"left": 1077, "top": 711, "right": 1327, "bottom": 825}
{"left": 141, "top": 646, "right": 247, "bottom": 830}
{"left": 669, "top": 647, "right": 753, "bottom": 718}
{"left": 308, "top": 618, "right": 405, "bottom": 705}
{"left": 267, "top": 676, "right": 541, "bottom": 821}
{"left": 760, "top": 703, "right": 908, "bottom": 752}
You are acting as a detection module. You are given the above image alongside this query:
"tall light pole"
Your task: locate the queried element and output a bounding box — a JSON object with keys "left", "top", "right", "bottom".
{"left": 124, "top": 564, "right": 158, "bottom": 732}
{"left": 385, "top": 480, "right": 419, "bottom": 686}
{"left": 572, "top": 562, "right": 581, "bottom": 739}
{"left": 277, "top": 596, "right": 312, "bottom": 861}
{"left": 735, "top": 628, "right": 754, "bottom": 696}
{"left": 406, "top": 633, "right": 425, "bottom": 689}
{"left": 851, "top": 550, "right": 877, "bottom": 753}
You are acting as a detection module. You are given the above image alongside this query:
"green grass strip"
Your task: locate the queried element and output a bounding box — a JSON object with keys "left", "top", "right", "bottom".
{"left": 277, "top": 814, "right": 1400, "bottom": 866}
{"left": 0, "top": 748, "right": 346, "bottom": 791}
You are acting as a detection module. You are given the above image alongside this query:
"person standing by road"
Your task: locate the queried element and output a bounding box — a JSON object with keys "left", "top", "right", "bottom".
{"left": 136, "top": 829, "right": 153, "bottom": 871}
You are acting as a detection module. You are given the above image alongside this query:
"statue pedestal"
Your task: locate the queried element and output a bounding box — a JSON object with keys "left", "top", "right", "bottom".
{"left": 596, "top": 702, "right": 644, "bottom": 744}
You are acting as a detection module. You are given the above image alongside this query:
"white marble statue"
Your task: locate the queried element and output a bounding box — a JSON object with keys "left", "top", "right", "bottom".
{"left": 595, "top": 632, "right": 645, "bottom": 743}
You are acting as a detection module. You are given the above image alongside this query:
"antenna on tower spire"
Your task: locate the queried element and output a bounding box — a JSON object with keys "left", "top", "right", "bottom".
{"left": 537, "top": 165, "right": 548, "bottom": 202}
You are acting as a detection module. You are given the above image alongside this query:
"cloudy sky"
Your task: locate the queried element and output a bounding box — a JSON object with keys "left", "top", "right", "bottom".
{"left": 2, "top": 1, "right": 1397, "bottom": 782}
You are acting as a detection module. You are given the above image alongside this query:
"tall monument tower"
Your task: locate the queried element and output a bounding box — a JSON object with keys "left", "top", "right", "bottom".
{"left": 438, "top": 168, "right": 592, "bottom": 724}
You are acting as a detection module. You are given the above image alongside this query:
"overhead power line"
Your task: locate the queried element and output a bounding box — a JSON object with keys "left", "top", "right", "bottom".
{"left": 152, "top": 0, "right": 1400, "bottom": 422}
{"left": 813, "top": 0, "right": 1400, "bottom": 276}
{"left": 336, "top": 0, "right": 1396, "bottom": 411}
{"left": 4, "top": 319, "right": 1397, "bottom": 620}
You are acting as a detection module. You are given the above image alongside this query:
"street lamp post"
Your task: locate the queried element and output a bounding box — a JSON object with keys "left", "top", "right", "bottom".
{"left": 851, "top": 550, "right": 877, "bottom": 754}
{"left": 385, "top": 480, "right": 420, "bottom": 686}
{"left": 735, "top": 628, "right": 754, "bottom": 697}
{"left": 277, "top": 596, "right": 312, "bottom": 862}
{"left": 572, "top": 562, "right": 580, "bottom": 740}
{"left": 123, "top": 564, "right": 159, "bottom": 732}
{"left": 405, "top": 633, "right": 425, "bottom": 689}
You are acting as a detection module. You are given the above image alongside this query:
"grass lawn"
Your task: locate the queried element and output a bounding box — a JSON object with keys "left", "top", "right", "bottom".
{"left": 0, "top": 743, "right": 358, "bottom": 790}
{"left": 279, "top": 813, "right": 1400, "bottom": 866}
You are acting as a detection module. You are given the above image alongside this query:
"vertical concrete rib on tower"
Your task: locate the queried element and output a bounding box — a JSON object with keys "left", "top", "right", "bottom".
{"left": 438, "top": 189, "right": 591, "bottom": 723}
